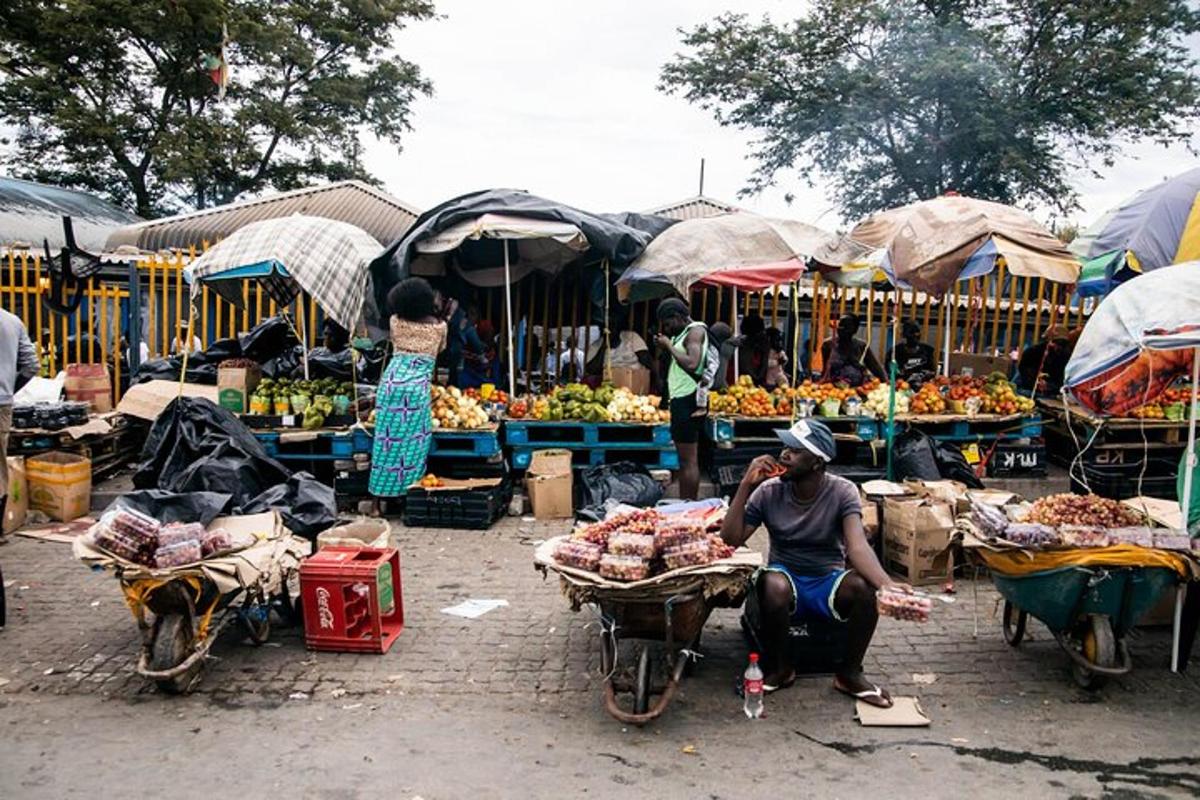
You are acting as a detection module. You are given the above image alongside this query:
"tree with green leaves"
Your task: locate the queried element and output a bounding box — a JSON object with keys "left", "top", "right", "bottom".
{"left": 660, "top": 1, "right": 1200, "bottom": 219}
{"left": 0, "top": 0, "right": 435, "bottom": 218}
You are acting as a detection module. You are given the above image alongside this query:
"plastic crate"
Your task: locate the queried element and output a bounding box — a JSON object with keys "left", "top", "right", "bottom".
{"left": 403, "top": 480, "right": 512, "bottom": 530}
{"left": 299, "top": 547, "right": 404, "bottom": 654}
{"left": 504, "top": 421, "right": 671, "bottom": 447}
{"left": 987, "top": 441, "right": 1048, "bottom": 477}
{"left": 1071, "top": 460, "right": 1178, "bottom": 501}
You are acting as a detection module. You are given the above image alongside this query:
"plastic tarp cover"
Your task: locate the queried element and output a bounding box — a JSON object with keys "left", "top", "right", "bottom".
{"left": 240, "top": 316, "right": 299, "bottom": 363}
{"left": 370, "top": 188, "right": 675, "bottom": 313}
{"left": 105, "top": 489, "right": 234, "bottom": 527}
{"left": 133, "top": 397, "right": 337, "bottom": 537}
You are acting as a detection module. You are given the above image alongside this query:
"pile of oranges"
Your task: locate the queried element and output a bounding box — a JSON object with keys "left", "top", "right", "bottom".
{"left": 910, "top": 383, "right": 947, "bottom": 415}
{"left": 416, "top": 473, "right": 446, "bottom": 489}
{"left": 1129, "top": 404, "right": 1166, "bottom": 419}
{"left": 794, "top": 380, "right": 859, "bottom": 404}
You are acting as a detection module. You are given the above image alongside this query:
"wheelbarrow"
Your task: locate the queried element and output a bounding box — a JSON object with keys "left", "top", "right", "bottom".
{"left": 534, "top": 536, "right": 760, "bottom": 724}
{"left": 993, "top": 565, "right": 1179, "bottom": 690}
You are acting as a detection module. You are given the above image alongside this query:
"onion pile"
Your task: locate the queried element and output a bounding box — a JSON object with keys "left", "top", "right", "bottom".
{"left": 1020, "top": 494, "right": 1141, "bottom": 528}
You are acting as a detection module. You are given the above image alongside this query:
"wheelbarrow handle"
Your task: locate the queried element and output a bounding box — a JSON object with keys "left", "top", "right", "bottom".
{"left": 603, "top": 652, "right": 689, "bottom": 726}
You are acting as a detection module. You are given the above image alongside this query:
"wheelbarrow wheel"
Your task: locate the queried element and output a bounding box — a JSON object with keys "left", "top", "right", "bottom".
{"left": 150, "top": 613, "right": 202, "bottom": 695}
{"left": 634, "top": 646, "right": 652, "bottom": 715}
{"left": 1071, "top": 614, "right": 1115, "bottom": 691}
{"left": 1002, "top": 601, "right": 1027, "bottom": 647}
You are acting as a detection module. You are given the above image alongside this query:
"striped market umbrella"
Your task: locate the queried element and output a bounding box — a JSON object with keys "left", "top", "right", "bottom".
{"left": 1071, "top": 167, "right": 1200, "bottom": 296}
{"left": 186, "top": 214, "right": 380, "bottom": 332}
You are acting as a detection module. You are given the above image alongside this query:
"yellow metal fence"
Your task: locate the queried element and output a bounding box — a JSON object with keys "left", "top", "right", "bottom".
{"left": 0, "top": 247, "right": 1092, "bottom": 401}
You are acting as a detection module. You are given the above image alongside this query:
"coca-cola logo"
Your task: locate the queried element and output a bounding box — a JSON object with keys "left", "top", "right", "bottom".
{"left": 315, "top": 587, "right": 334, "bottom": 630}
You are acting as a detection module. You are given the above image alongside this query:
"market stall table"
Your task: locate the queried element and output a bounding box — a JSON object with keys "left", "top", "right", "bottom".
{"left": 1038, "top": 397, "right": 1185, "bottom": 498}
{"left": 8, "top": 411, "right": 144, "bottom": 481}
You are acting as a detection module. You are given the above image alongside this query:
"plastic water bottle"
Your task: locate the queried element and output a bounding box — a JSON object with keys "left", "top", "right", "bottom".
{"left": 743, "top": 652, "right": 764, "bottom": 719}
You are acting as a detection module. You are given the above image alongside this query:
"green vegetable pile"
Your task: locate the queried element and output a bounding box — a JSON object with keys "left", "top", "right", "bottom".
{"left": 250, "top": 378, "right": 354, "bottom": 428}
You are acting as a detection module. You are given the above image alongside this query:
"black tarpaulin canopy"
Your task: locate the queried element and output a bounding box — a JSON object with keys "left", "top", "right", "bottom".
{"left": 369, "top": 188, "right": 675, "bottom": 390}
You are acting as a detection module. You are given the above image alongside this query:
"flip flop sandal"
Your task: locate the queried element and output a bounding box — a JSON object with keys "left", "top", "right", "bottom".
{"left": 834, "top": 681, "right": 893, "bottom": 708}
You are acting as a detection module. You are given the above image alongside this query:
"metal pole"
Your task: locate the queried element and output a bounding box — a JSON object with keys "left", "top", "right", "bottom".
{"left": 128, "top": 259, "right": 142, "bottom": 373}
{"left": 298, "top": 297, "right": 310, "bottom": 380}
{"left": 732, "top": 287, "right": 739, "bottom": 379}
{"left": 504, "top": 243, "right": 516, "bottom": 394}
{"left": 943, "top": 296, "right": 952, "bottom": 377}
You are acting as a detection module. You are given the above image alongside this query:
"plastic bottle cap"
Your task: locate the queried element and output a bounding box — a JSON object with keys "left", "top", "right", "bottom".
{"left": 749, "top": 653, "right": 759, "bottom": 663}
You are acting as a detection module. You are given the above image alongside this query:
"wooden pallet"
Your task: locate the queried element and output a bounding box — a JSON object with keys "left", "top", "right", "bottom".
{"left": 504, "top": 420, "right": 671, "bottom": 448}
{"left": 706, "top": 414, "right": 879, "bottom": 445}
{"left": 1038, "top": 398, "right": 1189, "bottom": 444}
{"left": 510, "top": 444, "right": 679, "bottom": 471}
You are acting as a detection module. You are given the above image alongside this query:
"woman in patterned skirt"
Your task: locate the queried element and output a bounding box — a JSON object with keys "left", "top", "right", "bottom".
{"left": 369, "top": 277, "right": 447, "bottom": 503}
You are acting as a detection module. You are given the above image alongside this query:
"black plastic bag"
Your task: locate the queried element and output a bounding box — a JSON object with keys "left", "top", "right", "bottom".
{"left": 306, "top": 348, "right": 357, "bottom": 381}
{"left": 133, "top": 356, "right": 218, "bottom": 385}
{"left": 241, "top": 473, "right": 337, "bottom": 538}
{"left": 934, "top": 440, "right": 984, "bottom": 488}
{"left": 201, "top": 337, "right": 243, "bottom": 364}
{"left": 260, "top": 344, "right": 305, "bottom": 379}
{"left": 891, "top": 429, "right": 941, "bottom": 482}
{"left": 579, "top": 462, "right": 663, "bottom": 510}
{"left": 240, "top": 316, "right": 298, "bottom": 363}
{"left": 134, "top": 397, "right": 291, "bottom": 501}
{"left": 106, "top": 489, "right": 233, "bottom": 526}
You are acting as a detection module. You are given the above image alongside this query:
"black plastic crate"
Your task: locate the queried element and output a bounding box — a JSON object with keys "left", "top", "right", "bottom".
{"left": 987, "top": 441, "right": 1048, "bottom": 477}
{"left": 403, "top": 480, "right": 512, "bottom": 530}
{"left": 1070, "top": 462, "right": 1178, "bottom": 501}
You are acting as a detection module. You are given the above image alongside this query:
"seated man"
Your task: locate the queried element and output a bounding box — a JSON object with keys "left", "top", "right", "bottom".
{"left": 721, "top": 418, "right": 909, "bottom": 707}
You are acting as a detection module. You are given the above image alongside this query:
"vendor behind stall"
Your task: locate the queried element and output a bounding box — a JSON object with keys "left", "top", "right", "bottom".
{"left": 738, "top": 313, "right": 771, "bottom": 386}
{"left": 369, "top": 278, "right": 447, "bottom": 502}
{"left": 585, "top": 305, "right": 653, "bottom": 379}
{"left": 886, "top": 321, "right": 937, "bottom": 383}
{"left": 655, "top": 298, "right": 707, "bottom": 501}
{"left": 1017, "top": 326, "right": 1079, "bottom": 395}
{"left": 820, "top": 314, "right": 887, "bottom": 387}
{"left": 721, "top": 419, "right": 909, "bottom": 706}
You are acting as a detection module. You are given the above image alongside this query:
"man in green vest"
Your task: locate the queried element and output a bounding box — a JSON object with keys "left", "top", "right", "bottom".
{"left": 655, "top": 298, "right": 707, "bottom": 500}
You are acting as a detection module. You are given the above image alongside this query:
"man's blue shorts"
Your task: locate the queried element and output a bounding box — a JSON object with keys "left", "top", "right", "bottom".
{"left": 760, "top": 564, "right": 849, "bottom": 623}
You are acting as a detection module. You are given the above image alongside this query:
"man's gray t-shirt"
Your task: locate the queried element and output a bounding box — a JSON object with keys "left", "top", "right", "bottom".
{"left": 744, "top": 474, "right": 862, "bottom": 576}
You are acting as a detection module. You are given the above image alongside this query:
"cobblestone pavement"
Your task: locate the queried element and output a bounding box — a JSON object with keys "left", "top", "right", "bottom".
{"left": 3, "top": 517, "right": 1200, "bottom": 798}
{"left": 2, "top": 516, "right": 1199, "bottom": 711}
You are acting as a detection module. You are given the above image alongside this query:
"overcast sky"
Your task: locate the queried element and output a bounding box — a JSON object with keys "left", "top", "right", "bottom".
{"left": 375, "top": 0, "right": 1197, "bottom": 230}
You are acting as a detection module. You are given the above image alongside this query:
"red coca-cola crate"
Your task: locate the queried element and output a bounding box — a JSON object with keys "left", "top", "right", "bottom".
{"left": 299, "top": 546, "right": 404, "bottom": 653}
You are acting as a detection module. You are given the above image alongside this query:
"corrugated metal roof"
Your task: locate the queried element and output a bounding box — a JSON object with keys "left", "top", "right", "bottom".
{"left": 105, "top": 180, "right": 422, "bottom": 251}
{"left": 0, "top": 177, "right": 141, "bottom": 252}
{"left": 645, "top": 195, "right": 740, "bottom": 221}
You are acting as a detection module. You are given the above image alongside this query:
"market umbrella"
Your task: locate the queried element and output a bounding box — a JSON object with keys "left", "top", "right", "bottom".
{"left": 846, "top": 194, "right": 1079, "bottom": 295}
{"left": 413, "top": 213, "right": 590, "bottom": 393}
{"left": 1064, "top": 263, "right": 1200, "bottom": 668}
{"left": 185, "top": 214, "right": 379, "bottom": 334}
{"left": 616, "top": 212, "right": 855, "bottom": 301}
{"left": 1070, "top": 167, "right": 1200, "bottom": 295}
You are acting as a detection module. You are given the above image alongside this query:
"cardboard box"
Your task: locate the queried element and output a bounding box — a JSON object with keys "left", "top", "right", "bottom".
{"left": 527, "top": 449, "right": 573, "bottom": 519}
{"left": 5, "top": 456, "right": 27, "bottom": 533}
{"left": 116, "top": 380, "right": 220, "bottom": 421}
{"left": 860, "top": 497, "right": 880, "bottom": 541}
{"left": 610, "top": 365, "right": 651, "bottom": 396}
{"left": 27, "top": 451, "right": 92, "bottom": 522}
{"left": 217, "top": 364, "right": 262, "bottom": 414}
{"left": 882, "top": 497, "right": 956, "bottom": 585}
{"left": 949, "top": 352, "right": 1011, "bottom": 380}
{"left": 64, "top": 363, "right": 112, "bottom": 412}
